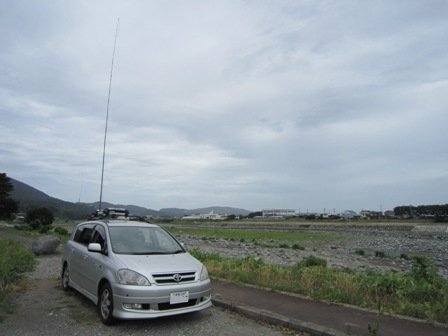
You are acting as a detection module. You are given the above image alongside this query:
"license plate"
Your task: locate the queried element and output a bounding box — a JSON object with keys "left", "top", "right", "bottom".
{"left": 170, "top": 291, "right": 189, "bottom": 304}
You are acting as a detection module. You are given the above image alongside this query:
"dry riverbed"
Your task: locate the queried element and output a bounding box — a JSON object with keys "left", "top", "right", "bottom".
{"left": 170, "top": 223, "right": 448, "bottom": 278}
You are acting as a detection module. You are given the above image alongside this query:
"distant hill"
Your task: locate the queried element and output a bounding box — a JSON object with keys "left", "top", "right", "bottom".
{"left": 10, "top": 178, "right": 96, "bottom": 219}
{"left": 9, "top": 177, "right": 251, "bottom": 219}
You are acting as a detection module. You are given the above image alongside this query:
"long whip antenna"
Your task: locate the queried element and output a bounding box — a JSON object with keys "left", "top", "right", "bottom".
{"left": 99, "top": 18, "right": 120, "bottom": 210}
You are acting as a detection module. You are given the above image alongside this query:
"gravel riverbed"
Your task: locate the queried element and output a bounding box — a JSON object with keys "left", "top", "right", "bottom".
{"left": 172, "top": 223, "right": 448, "bottom": 278}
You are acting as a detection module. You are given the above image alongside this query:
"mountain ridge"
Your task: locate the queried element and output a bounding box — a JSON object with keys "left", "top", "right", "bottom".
{"left": 9, "top": 177, "right": 251, "bottom": 218}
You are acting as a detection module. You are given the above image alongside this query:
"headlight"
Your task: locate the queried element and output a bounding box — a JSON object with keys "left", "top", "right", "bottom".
{"left": 200, "top": 265, "right": 209, "bottom": 281}
{"left": 118, "top": 269, "right": 150, "bottom": 286}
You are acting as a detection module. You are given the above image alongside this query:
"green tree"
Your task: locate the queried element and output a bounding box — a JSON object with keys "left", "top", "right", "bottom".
{"left": 248, "top": 211, "right": 262, "bottom": 218}
{"left": 25, "top": 207, "right": 54, "bottom": 230}
{"left": 0, "top": 173, "right": 19, "bottom": 220}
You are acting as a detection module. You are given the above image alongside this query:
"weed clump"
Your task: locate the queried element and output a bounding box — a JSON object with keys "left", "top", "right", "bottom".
{"left": 0, "top": 239, "right": 36, "bottom": 321}
{"left": 355, "top": 249, "right": 365, "bottom": 256}
{"left": 297, "top": 255, "right": 327, "bottom": 268}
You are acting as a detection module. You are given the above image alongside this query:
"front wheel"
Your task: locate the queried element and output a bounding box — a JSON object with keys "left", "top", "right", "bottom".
{"left": 98, "top": 283, "right": 116, "bottom": 325}
{"left": 61, "top": 265, "right": 70, "bottom": 292}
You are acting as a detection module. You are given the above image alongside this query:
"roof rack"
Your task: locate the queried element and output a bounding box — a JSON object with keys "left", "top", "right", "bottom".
{"left": 88, "top": 208, "right": 129, "bottom": 220}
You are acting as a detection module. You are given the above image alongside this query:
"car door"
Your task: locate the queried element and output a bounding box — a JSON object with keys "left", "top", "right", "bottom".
{"left": 69, "top": 223, "right": 95, "bottom": 289}
{"left": 83, "top": 224, "right": 109, "bottom": 298}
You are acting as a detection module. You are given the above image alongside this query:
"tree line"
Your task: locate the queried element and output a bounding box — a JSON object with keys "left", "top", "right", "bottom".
{"left": 394, "top": 204, "right": 448, "bottom": 219}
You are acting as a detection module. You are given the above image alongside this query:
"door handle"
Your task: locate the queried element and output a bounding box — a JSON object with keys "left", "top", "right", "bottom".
{"left": 83, "top": 254, "right": 88, "bottom": 260}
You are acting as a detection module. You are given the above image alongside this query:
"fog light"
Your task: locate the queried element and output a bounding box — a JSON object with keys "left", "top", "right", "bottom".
{"left": 123, "top": 303, "right": 142, "bottom": 309}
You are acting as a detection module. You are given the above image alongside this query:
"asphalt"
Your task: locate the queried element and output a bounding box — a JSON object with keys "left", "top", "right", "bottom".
{"left": 211, "top": 279, "right": 448, "bottom": 336}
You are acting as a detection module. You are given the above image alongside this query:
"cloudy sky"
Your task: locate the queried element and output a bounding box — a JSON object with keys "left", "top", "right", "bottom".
{"left": 1, "top": 1, "right": 447, "bottom": 212}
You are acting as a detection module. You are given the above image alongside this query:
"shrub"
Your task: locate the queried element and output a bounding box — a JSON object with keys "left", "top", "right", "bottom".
{"left": 375, "top": 251, "right": 386, "bottom": 258}
{"left": 400, "top": 253, "right": 410, "bottom": 260}
{"left": 54, "top": 226, "right": 69, "bottom": 236}
{"left": 292, "top": 244, "right": 305, "bottom": 250}
{"left": 25, "top": 207, "right": 54, "bottom": 230}
{"left": 355, "top": 249, "right": 365, "bottom": 256}
{"left": 410, "top": 256, "right": 438, "bottom": 283}
{"left": 298, "top": 255, "right": 327, "bottom": 268}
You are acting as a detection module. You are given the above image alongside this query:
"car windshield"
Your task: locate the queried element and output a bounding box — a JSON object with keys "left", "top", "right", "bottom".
{"left": 109, "top": 226, "right": 184, "bottom": 255}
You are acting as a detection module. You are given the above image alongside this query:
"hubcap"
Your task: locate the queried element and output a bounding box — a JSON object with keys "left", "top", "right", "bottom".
{"left": 63, "top": 268, "right": 69, "bottom": 288}
{"left": 101, "top": 289, "right": 111, "bottom": 318}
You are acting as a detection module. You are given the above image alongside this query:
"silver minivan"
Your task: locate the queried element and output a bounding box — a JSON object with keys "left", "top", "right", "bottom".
{"left": 61, "top": 219, "right": 212, "bottom": 324}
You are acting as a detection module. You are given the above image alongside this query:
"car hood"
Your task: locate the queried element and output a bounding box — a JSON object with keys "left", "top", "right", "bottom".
{"left": 116, "top": 252, "right": 202, "bottom": 278}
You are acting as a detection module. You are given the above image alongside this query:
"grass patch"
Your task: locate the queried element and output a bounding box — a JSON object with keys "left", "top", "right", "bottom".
{"left": 0, "top": 239, "right": 36, "bottom": 321}
{"left": 190, "top": 249, "right": 448, "bottom": 323}
{"left": 169, "top": 227, "right": 341, "bottom": 244}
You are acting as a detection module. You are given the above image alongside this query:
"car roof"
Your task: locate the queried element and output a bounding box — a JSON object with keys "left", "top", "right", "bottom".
{"left": 79, "top": 220, "right": 160, "bottom": 228}
{"left": 107, "top": 220, "right": 160, "bottom": 228}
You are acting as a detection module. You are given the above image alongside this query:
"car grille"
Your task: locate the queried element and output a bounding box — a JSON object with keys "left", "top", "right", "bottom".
{"left": 152, "top": 271, "right": 196, "bottom": 284}
{"left": 158, "top": 299, "right": 197, "bottom": 311}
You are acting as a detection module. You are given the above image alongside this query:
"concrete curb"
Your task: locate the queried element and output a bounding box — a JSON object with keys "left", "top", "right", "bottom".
{"left": 212, "top": 297, "right": 346, "bottom": 336}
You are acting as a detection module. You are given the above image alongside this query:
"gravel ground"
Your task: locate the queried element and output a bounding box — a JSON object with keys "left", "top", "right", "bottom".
{"left": 0, "top": 233, "right": 300, "bottom": 336}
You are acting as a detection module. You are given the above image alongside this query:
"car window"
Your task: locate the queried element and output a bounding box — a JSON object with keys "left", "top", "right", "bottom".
{"left": 91, "top": 225, "right": 108, "bottom": 254}
{"left": 153, "top": 229, "right": 180, "bottom": 251}
{"left": 109, "top": 226, "right": 183, "bottom": 255}
{"left": 73, "top": 225, "right": 94, "bottom": 246}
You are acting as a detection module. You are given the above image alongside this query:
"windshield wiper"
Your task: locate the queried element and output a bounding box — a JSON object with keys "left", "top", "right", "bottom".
{"left": 127, "top": 250, "right": 185, "bottom": 255}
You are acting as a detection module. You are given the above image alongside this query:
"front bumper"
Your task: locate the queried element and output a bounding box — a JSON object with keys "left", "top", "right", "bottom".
{"left": 111, "top": 279, "right": 212, "bottom": 319}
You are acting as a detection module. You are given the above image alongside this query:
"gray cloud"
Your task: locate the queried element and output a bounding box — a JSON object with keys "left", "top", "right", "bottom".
{"left": 1, "top": 0, "right": 447, "bottom": 212}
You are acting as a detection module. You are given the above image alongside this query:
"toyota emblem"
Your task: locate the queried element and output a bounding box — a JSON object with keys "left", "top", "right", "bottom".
{"left": 173, "top": 274, "right": 182, "bottom": 282}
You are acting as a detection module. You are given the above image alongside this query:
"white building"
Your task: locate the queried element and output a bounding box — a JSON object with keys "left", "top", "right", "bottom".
{"left": 182, "top": 210, "right": 227, "bottom": 220}
{"left": 262, "top": 209, "right": 296, "bottom": 218}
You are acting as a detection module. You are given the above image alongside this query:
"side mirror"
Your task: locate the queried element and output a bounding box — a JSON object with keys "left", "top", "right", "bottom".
{"left": 88, "top": 243, "right": 102, "bottom": 253}
{"left": 180, "top": 242, "right": 186, "bottom": 249}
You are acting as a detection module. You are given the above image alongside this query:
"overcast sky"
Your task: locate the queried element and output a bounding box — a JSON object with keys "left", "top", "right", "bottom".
{"left": 1, "top": 1, "right": 447, "bottom": 212}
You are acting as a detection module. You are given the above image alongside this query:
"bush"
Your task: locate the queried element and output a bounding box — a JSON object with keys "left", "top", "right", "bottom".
{"left": 54, "top": 226, "right": 69, "bottom": 236}
{"left": 25, "top": 207, "right": 54, "bottom": 230}
{"left": 298, "top": 255, "right": 327, "bottom": 268}
{"left": 400, "top": 253, "right": 410, "bottom": 260}
{"left": 375, "top": 251, "right": 386, "bottom": 258}
{"left": 410, "top": 256, "right": 438, "bottom": 283}
{"left": 355, "top": 249, "right": 365, "bottom": 256}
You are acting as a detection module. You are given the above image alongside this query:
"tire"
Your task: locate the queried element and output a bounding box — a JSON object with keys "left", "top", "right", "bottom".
{"left": 61, "top": 265, "right": 70, "bottom": 292}
{"left": 98, "top": 283, "right": 116, "bottom": 325}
